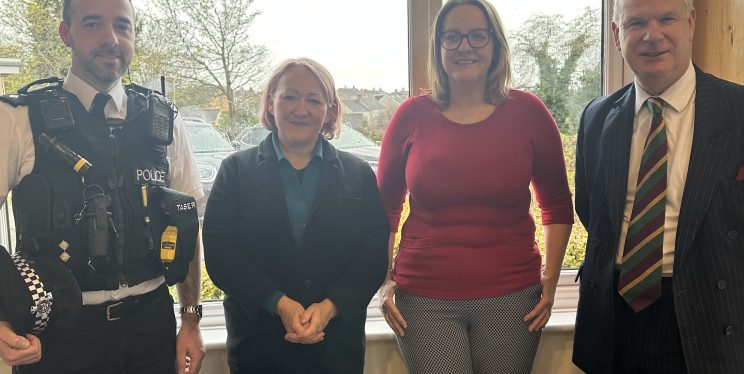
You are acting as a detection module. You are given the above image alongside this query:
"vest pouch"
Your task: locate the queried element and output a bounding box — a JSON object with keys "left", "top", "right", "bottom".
{"left": 150, "top": 186, "right": 198, "bottom": 285}
{"left": 12, "top": 174, "right": 52, "bottom": 253}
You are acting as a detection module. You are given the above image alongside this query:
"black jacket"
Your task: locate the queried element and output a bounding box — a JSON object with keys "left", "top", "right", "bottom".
{"left": 573, "top": 67, "right": 744, "bottom": 373}
{"left": 203, "top": 135, "right": 389, "bottom": 373}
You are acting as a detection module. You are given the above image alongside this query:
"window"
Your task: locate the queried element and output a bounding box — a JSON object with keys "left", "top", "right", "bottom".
{"left": 0, "top": 0, "right": 622, "bottom": 316}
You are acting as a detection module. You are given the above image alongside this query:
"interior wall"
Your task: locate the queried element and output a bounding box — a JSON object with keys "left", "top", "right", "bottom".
{"left": 692, "top": 0, "right": 744, "bottom": 84}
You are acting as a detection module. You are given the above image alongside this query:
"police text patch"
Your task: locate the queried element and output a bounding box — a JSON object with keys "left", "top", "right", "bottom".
{"left": 135, "top": 165, "right": 168, "bottom": 186}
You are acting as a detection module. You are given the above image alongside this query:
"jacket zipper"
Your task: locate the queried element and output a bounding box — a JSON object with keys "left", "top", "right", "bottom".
{"left": 108, "top": 128, "right": 129, "bottom": 287}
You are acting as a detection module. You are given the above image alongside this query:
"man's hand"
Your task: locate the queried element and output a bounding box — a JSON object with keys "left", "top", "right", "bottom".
{"left": 176, "top": 315, "right": 205, "bottom": 374}
{"left": 0, "top": 322, "right": 42, "bottom": 366}
{"left": 289, "top": 299, "right": 337, "bottom": 344}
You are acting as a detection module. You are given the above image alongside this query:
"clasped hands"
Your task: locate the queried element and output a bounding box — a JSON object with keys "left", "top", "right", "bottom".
{"left": 276, "top": 296, "right": 337, "bottom": 344}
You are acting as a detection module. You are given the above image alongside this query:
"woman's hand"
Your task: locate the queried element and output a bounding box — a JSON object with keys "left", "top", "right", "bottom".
{"left": 276, "top": 296, "right": 314, "bottom": 343}
{"left": 523, "top": 272, "right": 559, "bottom": 332}
{"left": 379, "top": 278, "right": 407, "bottom": 337}
{"left": 289, "top": 299, "right": 337, "bottom": 344}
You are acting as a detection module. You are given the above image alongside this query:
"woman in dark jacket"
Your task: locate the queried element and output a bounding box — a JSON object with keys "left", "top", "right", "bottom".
{"left": 202, "top": 57, "right": 389, "bottom": 374}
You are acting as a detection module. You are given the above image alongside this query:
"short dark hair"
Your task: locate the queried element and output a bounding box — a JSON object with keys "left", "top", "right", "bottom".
{"left": 62, "top": 0, "right": 134, "bottom": 25}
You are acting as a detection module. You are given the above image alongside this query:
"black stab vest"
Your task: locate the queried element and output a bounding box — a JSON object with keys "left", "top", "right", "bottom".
{"left": 12, "top": 85, "right": 172, "bottom": 291}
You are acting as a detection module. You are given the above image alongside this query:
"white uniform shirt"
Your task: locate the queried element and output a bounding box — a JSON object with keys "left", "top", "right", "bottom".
{"left": 616, "top": 62, "right": 696, "bottom": 276}
{"left": 0, "top": 71, "right": 205, "bottom": 304}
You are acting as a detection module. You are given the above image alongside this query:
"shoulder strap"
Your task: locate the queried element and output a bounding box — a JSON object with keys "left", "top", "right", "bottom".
{"left": 18, "top": 76, "right": 64, "bottom": 95}
{"left": 0, "top": 94, "right": 27, "bottom": 107}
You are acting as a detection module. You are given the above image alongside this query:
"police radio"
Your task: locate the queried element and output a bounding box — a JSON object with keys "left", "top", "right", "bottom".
{"left": 147, "top": 94, "right": 174, "bottom": 145}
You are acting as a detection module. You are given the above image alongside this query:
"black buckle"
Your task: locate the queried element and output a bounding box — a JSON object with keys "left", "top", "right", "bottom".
{"left": 106, "top": 301, "right": 123, "bottom": 321}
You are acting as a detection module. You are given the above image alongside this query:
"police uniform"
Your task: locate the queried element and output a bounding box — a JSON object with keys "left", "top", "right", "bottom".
{"left": 0, "top": 71, "right": 205, "bottom": 373}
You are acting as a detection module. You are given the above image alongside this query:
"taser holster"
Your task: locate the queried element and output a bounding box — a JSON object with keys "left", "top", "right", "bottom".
{"left": 150, "top": 186, "right": 199, "bottom": 285}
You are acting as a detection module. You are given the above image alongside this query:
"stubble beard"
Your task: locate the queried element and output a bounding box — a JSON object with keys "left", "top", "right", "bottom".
{"left": 72, "top": 46, "right": 131, "bottom": 87}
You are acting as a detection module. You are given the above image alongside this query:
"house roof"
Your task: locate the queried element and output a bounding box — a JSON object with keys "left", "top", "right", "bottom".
{"left": 341, "top": 99, "right": 369, "bottom": 113}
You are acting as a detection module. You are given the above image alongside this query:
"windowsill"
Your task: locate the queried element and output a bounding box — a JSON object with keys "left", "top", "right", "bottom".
{"left": 364, "top": 309, "right": 577, "bottom": 340}
{"left": 190, "top": 270, "right": 580, "bottom": 349}
{"left": 194, "top": 305, "right": 577, "bottom": 350}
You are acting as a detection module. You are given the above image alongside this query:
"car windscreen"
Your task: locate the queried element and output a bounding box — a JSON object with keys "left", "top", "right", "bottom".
{"left": 186, "top": 123, "right": 234, "bottom": 153}
{"left": 331, "top": 126, "right": 377, "bottom": 149}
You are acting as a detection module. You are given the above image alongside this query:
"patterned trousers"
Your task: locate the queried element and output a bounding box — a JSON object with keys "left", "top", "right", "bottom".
{"left": 395, "top": 284, "right": 543, "bottom": 374}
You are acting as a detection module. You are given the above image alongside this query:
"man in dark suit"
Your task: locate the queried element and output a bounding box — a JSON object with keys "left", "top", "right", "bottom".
{"left": 573, "top": 0, "right": 744, "bottom": 373}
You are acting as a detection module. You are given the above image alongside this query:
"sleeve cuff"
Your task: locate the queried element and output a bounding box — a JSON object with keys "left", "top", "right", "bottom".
{"left": 262, "top": 290, "right": 285, "bottom": 314}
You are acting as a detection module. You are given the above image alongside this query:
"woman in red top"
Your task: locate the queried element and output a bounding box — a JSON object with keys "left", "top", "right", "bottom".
{"left": 377, "top": 1, "right": 574, "bottom": 372}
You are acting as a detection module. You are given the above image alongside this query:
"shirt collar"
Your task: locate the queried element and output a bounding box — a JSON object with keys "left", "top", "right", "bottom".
{"left": 634, "top": 61, "right": 696, "bottom": 115}
{"left": 62, "top": 70, "right": 126, "bottom": 113}
{"left": 271, "top": 132, "right": 324, "bottom": 162}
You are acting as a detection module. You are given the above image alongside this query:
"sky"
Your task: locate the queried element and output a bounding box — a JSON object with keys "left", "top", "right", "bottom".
{"left": 133, "top": 0, "right": 599, "bottom": 92}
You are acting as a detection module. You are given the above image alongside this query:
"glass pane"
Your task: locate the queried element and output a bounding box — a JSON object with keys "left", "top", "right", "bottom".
{"left": 487, "top": 0, "right": 601, "bottom": 269}
{"left": 129, "top": 0, "right": 409, "bottom": 301}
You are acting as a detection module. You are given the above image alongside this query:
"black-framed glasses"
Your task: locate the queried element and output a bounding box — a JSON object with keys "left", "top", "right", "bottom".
{"left": 440, "top": 28, "right": 492, "bottom": 50}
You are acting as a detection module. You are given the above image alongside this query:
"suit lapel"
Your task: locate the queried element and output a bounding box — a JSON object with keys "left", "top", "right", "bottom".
{"left": 674, "top": 69, "right": 730, "bottom": 267}
{"left": 602, "top": 87, "right": 635, "bottom": 237}
{"left": 257, "top": 138, "right": 294, "bottom": 238}
{"left": 308, "top": 140, "right": 339, "bottom": 221}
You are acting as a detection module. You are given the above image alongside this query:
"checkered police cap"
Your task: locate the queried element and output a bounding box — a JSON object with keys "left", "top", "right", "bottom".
{"left": 0, "top": 246, "right": 81, "bottom": 337}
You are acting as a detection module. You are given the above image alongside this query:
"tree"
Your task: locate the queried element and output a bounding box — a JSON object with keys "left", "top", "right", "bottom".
{"left": 511, "top": 7, "right": 601, "bottom": 132}
{"left": 0, "top": 1, "right": 170, "bottom": 93}
{"left": 0, "top": 0, "right": 70, "bottom": 92}
{"left": 145, "top": 0, "right": 271, "bottom": 133}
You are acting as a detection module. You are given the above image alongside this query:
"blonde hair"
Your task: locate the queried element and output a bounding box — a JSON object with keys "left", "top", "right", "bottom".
{"left": 427, "top": 0, "right": 512, "bottom": 109}
{"left": 259, "top": 57, "right": 342, "bottom": 139}
{"left": 613, "top": 0, "right": 694, "bottom": 23}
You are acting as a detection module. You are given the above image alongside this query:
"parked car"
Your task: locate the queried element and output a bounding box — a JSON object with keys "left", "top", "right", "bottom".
{"left": 237, "top": 123, "right": 381, "bottom": 172}
{"left": 181, "top": 116, "right": 211, "bottom": 126}
{"left": 183, "top": 119, "right": 235, "bottom": 197}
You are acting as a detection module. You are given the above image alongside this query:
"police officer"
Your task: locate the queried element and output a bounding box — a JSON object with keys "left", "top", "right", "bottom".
{"left": 0, "top": 0, "right": 206, "bottom": 373}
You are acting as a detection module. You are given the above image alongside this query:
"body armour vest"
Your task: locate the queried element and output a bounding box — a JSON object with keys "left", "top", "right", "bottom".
{"left": 11, "top": 81, "right": 173, "bottom": 291}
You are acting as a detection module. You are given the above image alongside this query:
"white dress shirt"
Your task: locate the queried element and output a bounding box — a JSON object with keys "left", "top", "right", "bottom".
{"left": 616, "top": 62, "right": 696, "bottom": 276}
{"left": 0, "top": 71, "right": 205, "bottom": 303}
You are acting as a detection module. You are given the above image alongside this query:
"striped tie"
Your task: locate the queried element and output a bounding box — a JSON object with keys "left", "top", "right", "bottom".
{"left": 618, "top": 97, "right": 666, "bottom": 313}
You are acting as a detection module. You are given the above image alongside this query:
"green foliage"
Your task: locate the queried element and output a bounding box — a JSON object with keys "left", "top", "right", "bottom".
{"left": 171, "top": 84, "right": 221, "bottom": 109}
{"left": 511, "top": 7, "right": 601, "bottom": 133}
{"left": 200, "top": 263, "right": 225, "bottom": 300}
{"left": 355, "top": 117, "right": 386, "bottom": 143}
{"left": 531, "top": 133, "right": 587, "bottom": 268}
{"left": 216, "top": 89, "right": 262, "bottom": 141}
{"left": 169, "top": 263, "right": 224, "bottom": 302}
{"left": 0, "top": 0, "right": 70, "bottom": 92}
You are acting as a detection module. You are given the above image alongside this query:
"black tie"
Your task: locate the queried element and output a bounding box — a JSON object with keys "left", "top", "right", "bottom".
{"left": 90, "top": 93, "right": 111, "bottom": 122}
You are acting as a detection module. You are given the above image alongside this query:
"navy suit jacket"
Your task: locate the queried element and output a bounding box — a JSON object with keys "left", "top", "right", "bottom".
{"left": 573, "top": 67, "right": 744, "bottom": 373}
{"left": 202, "top": 135, "right": 389, "bottom": 373}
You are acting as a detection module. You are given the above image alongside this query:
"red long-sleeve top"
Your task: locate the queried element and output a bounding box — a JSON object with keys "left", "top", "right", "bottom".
{"left": 378, "top": 91, "right": 574, "bottom": 299}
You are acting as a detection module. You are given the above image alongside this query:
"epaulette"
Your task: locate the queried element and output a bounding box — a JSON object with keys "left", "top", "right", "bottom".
{"left": 0, "top": 76, "right": 65, "bottom": 107}
{"left": 18, "top": 76, "right": 64, "bottom": 95}
{"left": 0, "top": 94, "right": 28, "bottom": 107}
